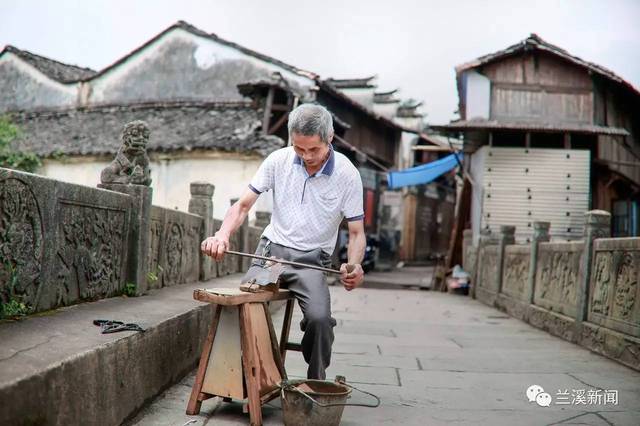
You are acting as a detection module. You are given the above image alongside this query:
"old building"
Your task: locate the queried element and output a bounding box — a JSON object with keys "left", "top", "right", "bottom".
{"left": 0, "top": 45, "right": 97, "bottom": 111}
{"left": 324, "top": 77, "right": 459, "bottom": 264}
{"left": 436, "top": 34, "right": 640, "bottom": 242}
{"left": 10, "top": 102, "right": 281, "bottom": 219}
{"left": 1, "top": 22, "right": 400, "bottom": 221}
{"left": 3, "top": 21, "right": 433, "bottom": 263}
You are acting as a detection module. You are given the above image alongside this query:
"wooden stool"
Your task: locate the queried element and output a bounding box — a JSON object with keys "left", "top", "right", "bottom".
{"left": 186, "top": 288, "right": 298, "bottom": 425}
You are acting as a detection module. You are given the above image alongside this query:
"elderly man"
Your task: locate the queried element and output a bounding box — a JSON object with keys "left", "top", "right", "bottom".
{"left": 201, "top": 103, "right": 366, "bottom": 380}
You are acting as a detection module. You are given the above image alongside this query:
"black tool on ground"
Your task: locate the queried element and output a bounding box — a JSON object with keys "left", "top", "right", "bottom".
{"left": 93, "top": 319, "right": 145, "bottom": 334}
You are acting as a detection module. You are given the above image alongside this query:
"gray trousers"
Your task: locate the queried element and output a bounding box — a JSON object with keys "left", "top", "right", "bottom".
{"left": 240, "top": 237, "right": 336, "bottom": 380}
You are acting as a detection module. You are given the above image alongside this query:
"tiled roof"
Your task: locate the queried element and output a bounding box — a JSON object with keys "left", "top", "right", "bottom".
{"left": 10, "top": 102, "right": 285, "bottom": 157}
{"left": 1, "top": 45, "right": 96, "bottom": 83}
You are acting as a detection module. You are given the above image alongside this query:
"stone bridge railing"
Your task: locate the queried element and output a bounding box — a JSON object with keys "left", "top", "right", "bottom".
{"left": 0, "top": 167, "right": 269, "bottom": 318}
{"left": 463, "top": 210, "right": 639, "bottom": 371}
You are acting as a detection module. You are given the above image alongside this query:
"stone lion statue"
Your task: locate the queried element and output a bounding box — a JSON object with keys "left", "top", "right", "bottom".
{"left": 100, "top": 120, "right": 152, "bottom": 186}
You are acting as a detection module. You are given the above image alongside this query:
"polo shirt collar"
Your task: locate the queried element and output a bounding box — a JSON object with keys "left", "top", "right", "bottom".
{"left": 293, "top": 144, "right": 335, "bottom": 176}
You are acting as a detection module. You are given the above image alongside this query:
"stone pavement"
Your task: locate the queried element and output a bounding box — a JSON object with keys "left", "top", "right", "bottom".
{"left": 359, "top": 265, "right": 434, "bottom": 289}
{"left": 127, "top": 270, "right": 640, "bottom": 426}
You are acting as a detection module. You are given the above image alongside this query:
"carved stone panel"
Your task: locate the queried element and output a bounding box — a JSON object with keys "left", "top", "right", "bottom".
{"left": 611, "top": 252, "right": 639, "bottom": 323}
{"left": 534, "top": 242, "right": 583, "bottom": 317}
{"left": 591, "top": 251, "right": 613, "bottom": 317}
{"left": 0, "top": 177, "right": 44, "bottom": 312}
{"left": 147, "top": 209, "right": 164, "bottom": 289}
{"left": 478, "top": 245, "right": 498, "bottom": 291}
{"left": 54, "top": 201, "right": 127, "bottom": 304}
{"left": 501, "top": 246, "right": 530, "bottom": 301}
{"left": 589, "top": 238, "right": 640, "bottom": 337}
{"left": 155, "top": 207, "right": 203, "bottom": 287}
{"left": 184, "top": 221, "right": 202, "bottom": 284}
{"left": 163, "top": 222, "right": 184, "bottom": 286}
{"left": 464, "top": 245, "right": 478, "bottom": 286}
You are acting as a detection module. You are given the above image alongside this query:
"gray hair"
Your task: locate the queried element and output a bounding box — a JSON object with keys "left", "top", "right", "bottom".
{"left": 287, "top": 104, "right": 334, "bottom": 144}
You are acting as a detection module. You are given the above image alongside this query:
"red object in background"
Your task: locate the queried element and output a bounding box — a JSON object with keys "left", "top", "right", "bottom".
{"left": 364, "top": 189, "right": 375, "bottom": 228}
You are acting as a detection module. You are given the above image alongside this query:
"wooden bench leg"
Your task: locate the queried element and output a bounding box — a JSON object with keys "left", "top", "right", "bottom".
{"left": 279, "top": 298, "right": 295, "bottom": 363}
{"left": 186, "top": 305, "right": 222, "bottom": 415}
{"left": 240, "top": 304, "right": 263, "bottom": 426}
{"left": 263, "top": 302, "right": 287, "bottom": 380}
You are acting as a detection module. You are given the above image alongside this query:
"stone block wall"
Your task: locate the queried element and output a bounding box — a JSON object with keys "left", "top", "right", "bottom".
{"left": 533, "top": 241, "right": 583, "bottom": 318}
{"left": 1, "top": 167, "right": 273, "bottom": 317}
{"left": 0, "top": 168, "right": 133, "bottom": 314}
{"left": 501, "top": 245, "right": 530, "bottom": 301}
{"left": 147, "top": 206, "right": 203, "bottom": 288}
{"left": 467, "top": 211, "right": 640, "bottom": 371}
{"left": 475, "top": 244, "right": 499, "bottom": 304}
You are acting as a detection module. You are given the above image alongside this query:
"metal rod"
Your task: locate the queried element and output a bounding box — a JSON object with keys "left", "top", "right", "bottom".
{"left": 225, "top": 250, "right": 343, "bottom": 275}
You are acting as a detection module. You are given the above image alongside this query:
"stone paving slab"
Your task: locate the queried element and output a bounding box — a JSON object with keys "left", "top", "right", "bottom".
{"left": 128, "top": 283, "right": 640, "bottom": 426}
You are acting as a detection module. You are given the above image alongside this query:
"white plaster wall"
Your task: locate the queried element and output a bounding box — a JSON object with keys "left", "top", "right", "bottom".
{"left": 88, "top": 28, "right": 314, "bottom": 103}
{"left": 40, "top": 155, "right": 271, "bottom": 222}
{"left": 149, "top": 155, "right": 268, "bottom": 220}
{"left": 0, "top": 53, "right": 78, "bottom": 111}
{"left": 372, "top": 102, "right": 398, "bottom": 118}
{"left": 393, "top": 115, "right": 423, "bottom": 132}
{"left": 468, "top": 146, "right": 487, "bottom": 245}
{"left": 465, "top": 70, "right": 491, "bottom": 120}
{"left": 338, "top": 87, "right": 375, "bottom": 108}
{"left": 398, "top": 131, "right": 418, "bottom": 170}
{"left": 41, "top": 159, "right": 109, "bottom": 187}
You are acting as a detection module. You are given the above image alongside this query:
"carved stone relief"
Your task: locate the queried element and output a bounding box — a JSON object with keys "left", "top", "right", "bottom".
{"left": 502, "top": 251, "right": 530, "bottom": 297}
{"left": 164, "top": 222, "right": 184, "bottom": 286}
{"left": 147, "top": 219, "right": 163, "bottom": 287}
{"left": 479, "top": 245, "right": 498, "bottom": 290}
{"left": 537, "top": 249, "right": 579, "bottom": 308}
{"left": 611, "top": 251, "right": 638, "bottom": 322}
{"left": 0, "top": 178, "right": 43, "bottom": 310}
{"left": 591, "top": 251, "right": 613, "bottom": 316}
{"left": 55, "top": 202, "right": 126, "bottom": 303}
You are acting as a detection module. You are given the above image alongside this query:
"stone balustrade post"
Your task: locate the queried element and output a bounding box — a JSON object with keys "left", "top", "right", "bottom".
{"left": 188, "top": 182, "right": 215, "bottom": 281}
{"left": 496, "top": 225, "right": 516, "bottom": 295}
{"left": 98, "top": 183, "right": 152, "bottom": 295}
{"left": 255, "top": 211, "right": 272, "bottom": 230}
{"left": 471, "top": 228, "right": 492, "bottom": 299}
{"left": 576, "top": 210, "right": 611, "bottom": 325}
{"left": 526, "top": 221, "right": 550, "bottom": 305}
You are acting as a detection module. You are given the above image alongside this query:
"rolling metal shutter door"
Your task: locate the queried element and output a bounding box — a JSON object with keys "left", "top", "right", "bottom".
{"left": 482, "top": 147, "right": 590, "bottom": 242}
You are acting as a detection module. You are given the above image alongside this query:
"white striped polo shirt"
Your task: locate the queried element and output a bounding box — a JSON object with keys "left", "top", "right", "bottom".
{"left": 249, "top": 144, "right": 364, "bottom": 255}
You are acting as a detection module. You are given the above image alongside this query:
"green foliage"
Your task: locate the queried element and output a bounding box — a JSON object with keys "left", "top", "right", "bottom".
{"left": 0, "top": 262, "right": 31, "bottom": 319}
{"left": 0, "top": 115, "right": 42, "bottom": 173}
{"left": 123, "top": 282, "right": 137, "bottom": 297}
{"left": 50, "top": 149, "right": 68, "bottom": 162}
{"left": 146, "top": 265, "right": 163, "bottom": 285}
{"left": 1, "top": 299, "right": 29, "bottom": 319}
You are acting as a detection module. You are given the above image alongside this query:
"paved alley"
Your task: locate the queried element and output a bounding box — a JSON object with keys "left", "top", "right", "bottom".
{"left": 127, "top": 273, "right": 640, "bottom": 426}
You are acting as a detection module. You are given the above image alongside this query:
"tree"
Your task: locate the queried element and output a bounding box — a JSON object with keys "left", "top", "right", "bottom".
{"left": 0, "top": 115, "right": 41, "bottom": 173}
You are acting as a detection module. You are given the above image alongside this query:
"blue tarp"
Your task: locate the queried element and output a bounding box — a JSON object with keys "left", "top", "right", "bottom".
{"left": 387, "top": 152, "right": 462, "bottom": 189}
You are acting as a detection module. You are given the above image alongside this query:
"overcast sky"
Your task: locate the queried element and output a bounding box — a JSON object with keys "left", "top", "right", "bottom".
{"left": 2, "top": 0, "right": 639, "bottom": 124}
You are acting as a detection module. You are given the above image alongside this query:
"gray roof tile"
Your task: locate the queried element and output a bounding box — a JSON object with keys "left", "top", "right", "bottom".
{"left": 10, "top": 102, "right": 284, "bottom": 157}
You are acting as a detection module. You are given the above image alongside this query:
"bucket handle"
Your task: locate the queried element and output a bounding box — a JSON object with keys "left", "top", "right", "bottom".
{"left": 280, "top": 380, "right": 380, "bottom": 408}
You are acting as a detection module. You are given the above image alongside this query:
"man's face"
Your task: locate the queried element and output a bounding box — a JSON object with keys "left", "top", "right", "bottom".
{"left": 291, "top": 132, "right": 331, "bottom": 169}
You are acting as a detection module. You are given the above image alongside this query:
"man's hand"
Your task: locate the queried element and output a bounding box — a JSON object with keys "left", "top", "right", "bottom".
{"left": 201, "top": 231, "right": 230, "bottom": 261}
{"left": 340, "top": 263, "right": 364, "bottom": 291}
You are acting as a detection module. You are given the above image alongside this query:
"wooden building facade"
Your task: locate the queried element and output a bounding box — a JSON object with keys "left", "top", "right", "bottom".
{"left": 438, "top": 34, "right": 640, "bottom": 243}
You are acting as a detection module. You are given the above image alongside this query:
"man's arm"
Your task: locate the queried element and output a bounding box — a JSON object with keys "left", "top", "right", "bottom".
{"left": 201, "top": 187, "right": 259, "bottom": 261}
{"left": 340, "top": 219, "right": 366, "bottom": 291}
